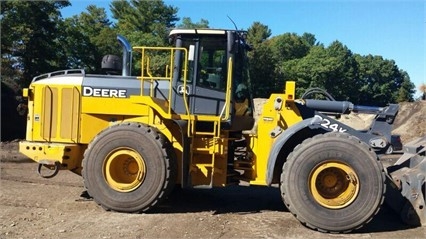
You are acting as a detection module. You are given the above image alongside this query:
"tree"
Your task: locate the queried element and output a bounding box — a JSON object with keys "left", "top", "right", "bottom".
{"left": 321, "top": 41, "right": 359, "bottom": 101}
{"left": 60, "top": 5, "right": 118, "bottom": 73}
{"left": 354, "top": 54, "right": 410, "bottom": 105}
{"left": 177, "top": 17, "right": 209, "bottom": 28}
{"left": 301, "top": 33, "right": 317, "bottom": 47}
{"left": 1, "top": 0, "right": 70, "bottom": 87}
{"left": 248, "top": 42, "right": 278, "bottom": 97}
{"left": 111, "top": 0, "right": 178, "bottom": 37}
{"left": 246, "top": 23, "right": 277, "bottom": 97}
{"left": 246, "top": 22, "right": 271, "bottom": 46}
{"left": 396, "top": 71, "right": 415, "bottom": 102}
{"left": 281, "top": 42, "right": 412, "bottom": 105}
{"left": 254, "top": 32, "right": 318, "bottom": 97}
{"left": 282, "top": 45, "right": 328, "bottom": 97}
{"left": 110, "top": 0, "right": 179, "bottom": 75}
{"left": 268, "top": 33, "right": 314, "bottom": 62}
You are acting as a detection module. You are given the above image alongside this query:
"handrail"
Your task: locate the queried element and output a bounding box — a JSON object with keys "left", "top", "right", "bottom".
{"left": 222, "top": 57, "right": 233, "bottom": 121}
{"left": 133, "top": 46, "right": 188, "bottom": 116}
{"left": 32, "top": 69, "right": 85, "bottom": 83}
{"left": 145, "top": 57, "right": 155, "bottom": 96}
{"left": 133, "top": 46, "right": 233, "bottom": 138}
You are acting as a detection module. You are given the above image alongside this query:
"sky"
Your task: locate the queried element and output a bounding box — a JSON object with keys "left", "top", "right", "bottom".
{"left": 61, "top": 0, "right": 425, "bottom": 97}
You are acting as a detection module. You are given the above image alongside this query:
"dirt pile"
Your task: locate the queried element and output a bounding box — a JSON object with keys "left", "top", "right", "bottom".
{"left": 337, "top": 113, "right": 375, "bottom": 131}
{"left": 392, "top": 101, "right": 426, "bottom": 142}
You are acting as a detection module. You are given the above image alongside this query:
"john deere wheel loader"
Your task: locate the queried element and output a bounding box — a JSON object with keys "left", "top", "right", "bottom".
{"left": 19, "top": 29, "right": 425, "bottom": 233}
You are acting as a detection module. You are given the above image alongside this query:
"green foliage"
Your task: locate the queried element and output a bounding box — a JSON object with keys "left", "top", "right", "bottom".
{"left": 228, "top": 20, "right": 415, "bottom": 104}
{"left": 1, "top": 0, "right": 70, "bottom": 86}
{"left": 396, "top": 71, "right": 415, "bottom": 102}
{"left": 111, "top": 0, "right": 178, "bottom": 37}
{"left": 178, "top": 17, "right": 209, "bottom": 28}
{"left": 246, "top": 23, "right": 277, "bottom": 97}
{"left": 282, "top": 45, "right": 327, "bottom": 97}
{"left": 275, "top": 34, "right": 414, "bottom": 105}
{"left": 60, "top": 5, "right": 117, "bottom": 73}
{"left": 269, "top": 33, "right": 313, "bottom": 62}
{"left": 248, "top": 43, "right": 278, "bottom": 97}
{"left": 110, "top": 0, "right": 179, "bottom": 74}
{"left": 246, "top": 22, "right": 271, "bottom": 46}
{"left": 0, "top": 0, "right": 416, "bottom": 104}
{"left": 354, "top": 54, "right": 413, "bottom": 105}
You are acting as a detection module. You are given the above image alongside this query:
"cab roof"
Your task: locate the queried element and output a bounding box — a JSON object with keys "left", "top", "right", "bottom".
{"left": 169, "top": 29, "right": 228, "bottom": 36}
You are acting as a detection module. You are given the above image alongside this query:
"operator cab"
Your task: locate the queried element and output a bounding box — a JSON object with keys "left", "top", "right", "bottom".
{"left": 169, "top": 29, "right": 253, "bottom": 131}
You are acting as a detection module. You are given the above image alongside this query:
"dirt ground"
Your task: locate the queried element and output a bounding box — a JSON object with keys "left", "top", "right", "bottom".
{"left": 1, "top": 101, "right": 426, "bottom": 238}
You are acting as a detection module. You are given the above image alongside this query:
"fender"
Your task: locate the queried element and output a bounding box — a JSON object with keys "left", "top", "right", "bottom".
{"left": 266, "top": 117, "right": 322, "bottom": 186}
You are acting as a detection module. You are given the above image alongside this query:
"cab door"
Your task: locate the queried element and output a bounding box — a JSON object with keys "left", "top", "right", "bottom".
{"left": 171, "top": 35, "right": 228, "bottom": 117}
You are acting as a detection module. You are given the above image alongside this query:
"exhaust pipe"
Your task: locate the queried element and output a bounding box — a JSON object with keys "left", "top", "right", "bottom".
{"left": 117, "top": 35, "right": 132, "bottom": 76}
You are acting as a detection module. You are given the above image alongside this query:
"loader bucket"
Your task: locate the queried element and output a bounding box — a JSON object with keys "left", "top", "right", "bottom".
{"left": 385, "top": 136, "right": 426, "bottom": 226}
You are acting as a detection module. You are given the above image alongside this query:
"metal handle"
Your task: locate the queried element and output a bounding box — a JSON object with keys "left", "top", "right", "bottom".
{"left": 177, "top": 85, "right": 190, "bottom": 95}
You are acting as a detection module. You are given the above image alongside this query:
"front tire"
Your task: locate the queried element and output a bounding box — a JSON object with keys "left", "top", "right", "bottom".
{"left": 82, "top": 123, "right": 176, "bottom": 213}
{"left": 280, "top": 132, "right": 385, "bottom": 233}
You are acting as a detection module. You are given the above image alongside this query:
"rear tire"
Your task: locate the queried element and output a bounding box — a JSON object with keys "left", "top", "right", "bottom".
{"left": 82, "top": 122, "right": 176, "bottom": 213}
{"left": 280, "top": 132, "right": 385, "bottom": 233}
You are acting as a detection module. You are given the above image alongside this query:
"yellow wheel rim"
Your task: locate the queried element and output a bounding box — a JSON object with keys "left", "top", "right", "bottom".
{"left": 103, "top": 147, "right": 146, "bottom": 192}
{"left": 309, "top": 161, "right": 359, "bottom": 209}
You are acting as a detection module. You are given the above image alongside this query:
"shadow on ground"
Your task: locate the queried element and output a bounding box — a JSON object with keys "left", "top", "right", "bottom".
{"left": 127, "top": 183, "right": 416, "bottom": 234}
{"left": 151, "top": 185, "right": 285, "bottom": 215}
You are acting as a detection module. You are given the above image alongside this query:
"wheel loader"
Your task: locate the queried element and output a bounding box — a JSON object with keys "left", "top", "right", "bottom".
{"left": 19, "top": 29, "right": 425, "bottom": 233}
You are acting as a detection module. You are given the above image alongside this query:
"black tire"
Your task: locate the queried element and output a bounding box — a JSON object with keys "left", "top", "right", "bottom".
{"left": 280, "top": 132, "right": 385, "bottom": 233}
{"left": 82, "top": 122, "right": 176, "bottom": 213}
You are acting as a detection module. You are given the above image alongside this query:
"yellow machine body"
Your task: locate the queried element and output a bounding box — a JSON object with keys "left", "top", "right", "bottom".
{"left": 19, "top": 31, "right": 304, "bottom": 187}
{"left": 19, "top": 64, "right": 300, "bottom": 186}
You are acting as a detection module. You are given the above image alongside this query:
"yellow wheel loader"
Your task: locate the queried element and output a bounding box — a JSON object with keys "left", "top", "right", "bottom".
{"left": 19, "top": 29, "right": 425, "bottom": 233}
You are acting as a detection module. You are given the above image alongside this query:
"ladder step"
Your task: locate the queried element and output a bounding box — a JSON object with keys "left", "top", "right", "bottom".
{"left": 194, "top": 148, "right": 211, "bottom": 152}
{"left": 193, "top": 132, "right": 216, "bottom": 136}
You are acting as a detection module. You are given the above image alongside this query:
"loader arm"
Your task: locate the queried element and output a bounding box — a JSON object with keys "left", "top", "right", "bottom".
{"left": 300, "top": 99, "right": 399, "bottom": 150}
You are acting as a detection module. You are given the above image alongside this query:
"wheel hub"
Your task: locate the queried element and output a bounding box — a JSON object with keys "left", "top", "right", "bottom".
{"left": 309, "top": 161, "right": 359, "bottom": 209}
{"left": 103, "top": 147, "right": 146, "bottom": 192}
